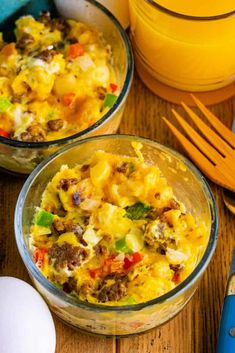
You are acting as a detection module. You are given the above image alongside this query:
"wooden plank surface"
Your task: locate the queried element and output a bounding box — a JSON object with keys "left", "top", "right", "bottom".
{"left": 1, "top": 72, "right": 235, "bottom": 353}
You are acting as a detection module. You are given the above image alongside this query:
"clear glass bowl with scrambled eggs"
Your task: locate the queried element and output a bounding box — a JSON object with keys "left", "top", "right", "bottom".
{"left": 15, "top": 134, "right": 218, "bottom": 336}
{"left": 0, "top": 0, "right": 133, "bottom": 175}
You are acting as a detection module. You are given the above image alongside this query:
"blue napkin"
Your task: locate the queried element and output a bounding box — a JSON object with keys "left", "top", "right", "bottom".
{"left": 0, "top": 0, "right": 54, "bottom": 23}
{"left": 0, "top": 0, "right": 31, "bottom": 23}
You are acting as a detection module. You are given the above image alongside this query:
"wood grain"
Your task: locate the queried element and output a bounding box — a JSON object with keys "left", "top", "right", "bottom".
{"left": 1, "top": 72, "right": 235, "bottom": 353}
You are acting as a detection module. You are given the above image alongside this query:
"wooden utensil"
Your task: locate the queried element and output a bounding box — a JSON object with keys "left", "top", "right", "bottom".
{"left": 162, "top": 94, "right": 235, "bottom": 192}
{"left": 222, "top": 118, "right": 235, "bottom": 213}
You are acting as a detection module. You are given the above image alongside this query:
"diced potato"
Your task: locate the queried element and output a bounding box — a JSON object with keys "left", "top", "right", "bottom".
{"left": 79, "top": 30, "right": 93, "bottom": 45}
{"left": 31, "top": 225, "right": 51, "bottom": 236}
{"left": 47, "top": 54, "right": 66, "bottom": 75}
{"left": 80, "top": 198, "right": 101, "bottom": 211}
{"left": 83, "top": 226, "right": 102, "bottom": 246}
{"left": 90, "top": 159, "right": 111, "bottom": 187}
{"left": 126, "top": 228, "right": 144, "bottom": 252}
{"left": 42, "top": 30, "right": 62, "bottom": 49}
{"left": 164, "top": 209, "right": 181, "bottom": 228}
{"left": 92, "top": 203, "right": 132, "bottom": 237}
{"left": 108, "top": 183, "right": 136, "bottom": 208}
{"left": 53, "top": 73, "right": 80, "bottom": 97}
{"left": 77, "top": 54, "right": 95, "bottom": 72}
{"left": 56, "top": 232, "right": 79, "bottom": 246}
{"left": 12, "top": 70, "right": 28, "bottom": 96}
{"left": 92, "top": 65, "right": 110, "bottom": 85}
{"left": 123, "top": 179, "right": 144, "bottom": 198}
{"left": 166, "top": 248, "right": 188, "bottom": 264}
{"left": 67, "top": 20, "right": 86, "bottom": 39}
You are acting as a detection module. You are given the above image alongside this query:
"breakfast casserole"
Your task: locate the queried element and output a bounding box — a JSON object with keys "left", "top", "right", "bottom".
{"left": 30, "top": 142, "right": 208, "bottom": 305}
{"left": 0, "top": 12, "right": 118, "bottom": 141}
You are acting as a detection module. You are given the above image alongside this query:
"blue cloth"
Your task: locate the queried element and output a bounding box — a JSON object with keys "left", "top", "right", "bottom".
{"left": 23, "top": 0, "right": 54, "bottom": 18}
{"left": 0, "top": 0, "right": 56, "bottom": 40}
{"left": 0, "top": 0, "right": 54, "bottom": 24}
{"left": 0, "top": 0, "right": 31, "bottom": 23}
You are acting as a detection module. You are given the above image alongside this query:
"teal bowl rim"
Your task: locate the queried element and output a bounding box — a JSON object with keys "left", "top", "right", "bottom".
{"left": 14, "top": 134, "right": 218, "bottom": 312}
{"left": 0, "top": 0, "right": 134, "bottom": 148}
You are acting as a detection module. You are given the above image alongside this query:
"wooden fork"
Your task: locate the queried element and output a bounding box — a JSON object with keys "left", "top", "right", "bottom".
{"left": 162, "top": 95, "right": 235, "bottom": 192}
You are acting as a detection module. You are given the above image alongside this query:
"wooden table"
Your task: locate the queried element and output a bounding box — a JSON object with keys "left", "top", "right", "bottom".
{"left": 1, "top": 73, "right": 235, "bottom": 353}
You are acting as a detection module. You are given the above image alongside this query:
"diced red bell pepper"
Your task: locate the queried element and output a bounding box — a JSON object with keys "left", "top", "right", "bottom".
{"left": 63, "top": 92, "right": 76, "bottom": 106}
{"left": 0, "top": 128, "right": 10, "bottom": 138}
{"left": 89, "top": 268, "right": 101, "bottom": 279}
{"left": 123, "top": 252, "right": 142, "bottom": 270}
{"left": 68, "top": 43, "right": 85, "bottom": 59}
{"left": 34, "top": 248, "right": 47, "bottom": 269}
{"left": 110, "top": 83, "right": 118, "bottom": 93}
{"left": 172, "top": 271, "right": 180, "bottom": 284}
{"left": 132, "top": 252, "right": 142, "bottom": 262}
{"left": 123, "top": 257, "right": 132, "bottom": 270}
{"left": 1, "top": 43, "right": 17, "bottom": 57}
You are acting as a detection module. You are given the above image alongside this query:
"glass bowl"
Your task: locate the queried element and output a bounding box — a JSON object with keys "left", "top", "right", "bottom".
{"left": 0, "top": 0, "right": 133, "bottom": 175}
{"left": 14, "top": 134, "right": 218, "bottom": 337}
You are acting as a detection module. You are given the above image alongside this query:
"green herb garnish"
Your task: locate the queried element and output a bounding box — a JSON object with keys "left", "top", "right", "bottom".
{"left": 124, "top": 202, "right": 152, "bottom": 220}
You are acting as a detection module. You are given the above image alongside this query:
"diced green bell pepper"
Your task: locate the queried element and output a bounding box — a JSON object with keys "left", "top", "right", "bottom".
{"left": 128, "top": 162, "right": 135, "bottom": 174}
{"left": 103, "top": 93, "right": 117, "bottom": 108}
{"left": 115, "top": 237, "right": 130, "bottom": 253}
{"left": 47, "top": 110, "right": 55, "bottom": 120}
{"left": 121, "top": 296, "right": 137, "bottom": 305}
{"left": 0, "top": 96, "right": 12, "bottom": 112}
{"left": 35, "top": 210, "right": 54, "bottom": 227}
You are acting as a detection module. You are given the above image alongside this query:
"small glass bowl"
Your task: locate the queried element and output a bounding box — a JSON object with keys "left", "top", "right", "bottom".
{"left": 15, "top": 134, "right": 218, "bottom": 337}
{"left": 0, "top": 0, "right": 133, "bottom": 175}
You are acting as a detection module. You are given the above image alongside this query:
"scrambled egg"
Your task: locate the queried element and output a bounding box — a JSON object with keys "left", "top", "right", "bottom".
{"left": 0, "top": 13, "right": 118, "bottom": 141}
{"left": 30, "top": 143, "right": 208, "bottom": 305}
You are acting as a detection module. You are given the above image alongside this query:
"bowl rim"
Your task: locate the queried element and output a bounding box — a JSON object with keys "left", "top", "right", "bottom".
{"left": 15, "top": 134, "right": 218, "bottom": 312}
{"left": 0, "top": 0, "right": 133, "bottom": 149}
{"left": 143, "top": 0, "right": 235, "bottom": 21}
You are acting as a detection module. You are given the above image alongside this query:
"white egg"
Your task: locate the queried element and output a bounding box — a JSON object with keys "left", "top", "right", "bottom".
{"left": 0, "top": 277, "right": 56, "bottom": 353}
